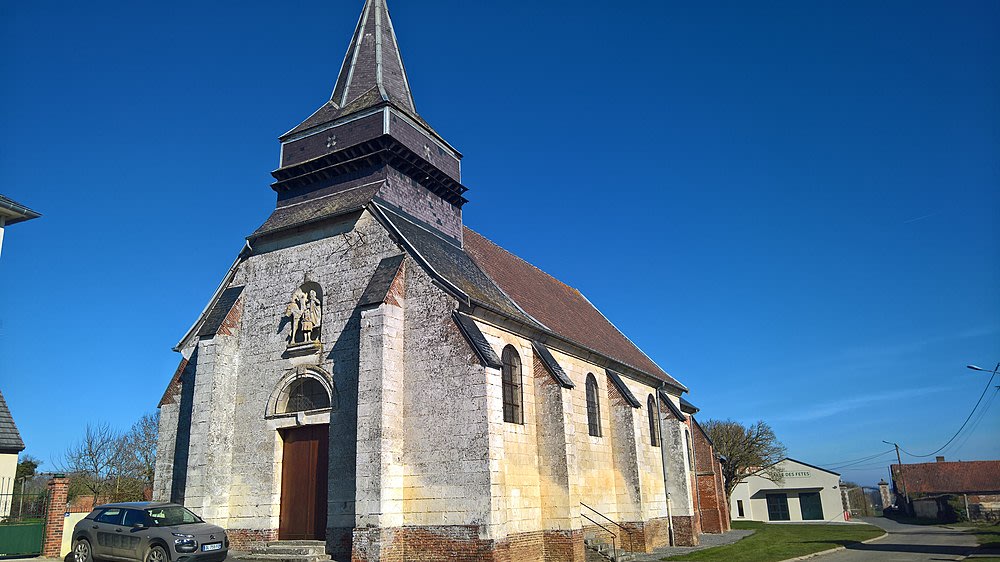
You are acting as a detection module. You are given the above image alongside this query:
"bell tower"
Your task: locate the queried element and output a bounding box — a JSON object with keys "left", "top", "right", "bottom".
{"left": 270, "top": 0, "right": 467, "bottom": 243}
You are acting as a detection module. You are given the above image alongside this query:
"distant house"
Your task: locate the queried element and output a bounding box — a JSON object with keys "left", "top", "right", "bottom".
{"left": 730, "top": 458, "right": 846, "bottom": 523}
{"left": 0, "top": 390, "right": 27, "bottom": 517}
{"left": 0, "top": 194, "right": 41, "bottom": 258}
{"left": 891, "top": 458, "right": 1000, "bottom": 519}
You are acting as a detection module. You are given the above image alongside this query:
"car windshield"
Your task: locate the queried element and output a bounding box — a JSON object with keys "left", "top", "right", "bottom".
{"left": 144, "top": 506, "right": 203, "bottom": 527}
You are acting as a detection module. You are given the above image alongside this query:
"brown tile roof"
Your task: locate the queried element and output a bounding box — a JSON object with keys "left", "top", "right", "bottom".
{"left": 893, "top": 461, "right": 1000, "bottom": 494}
{"left": 463, "top": 228, "right": 684, "bottom": 390}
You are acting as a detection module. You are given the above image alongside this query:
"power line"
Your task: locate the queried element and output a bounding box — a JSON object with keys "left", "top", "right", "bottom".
{"left": 822, "top": 449, "right": 895, "bottom": 469}
{"left": 944, "top": 386, "right": 999, "bottom": 457}
{"left": 901, "top": 366, "right": 998, "bottom": 458}
{"left": 828, "top": 450, "right": 896, "bottom": 471}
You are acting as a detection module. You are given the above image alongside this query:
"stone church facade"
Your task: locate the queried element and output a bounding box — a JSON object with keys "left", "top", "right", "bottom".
{"left": 154, "top": 1, "right": 728, "bottom": 560}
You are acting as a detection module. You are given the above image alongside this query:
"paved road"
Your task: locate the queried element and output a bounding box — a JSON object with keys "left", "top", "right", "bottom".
{"left": 816, "top": 517, "right": 978, "bottom": 562}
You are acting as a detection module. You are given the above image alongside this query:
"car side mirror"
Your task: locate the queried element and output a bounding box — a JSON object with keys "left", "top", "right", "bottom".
{"left": 132, "top": 523, "right": 146, "bottom": 529}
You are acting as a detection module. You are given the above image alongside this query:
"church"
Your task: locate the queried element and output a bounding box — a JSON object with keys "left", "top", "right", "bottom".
{"left": 153, "top": 1, "right": 729, "bottom": 560}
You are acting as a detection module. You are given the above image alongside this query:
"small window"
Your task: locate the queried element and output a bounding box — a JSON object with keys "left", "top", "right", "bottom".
{"left": 686, "top": 430, "right": 695, "bottom": 471}
{"left": 737, "top": 499, "right": 745, "bottom": 518}
{"left": 277, "top": 377, "right": 331, "bottom": 414}
{"left": 586, "top": 374, "right": 602, "bottom": 437}
{"left": 95, "top": 508, "right": 124, "bottom": 525}
{"left": 647, "top": 394, "right": 659, "bottom": 447}
{"left": 501, "top": 345, "right": 523, "bottom": 424}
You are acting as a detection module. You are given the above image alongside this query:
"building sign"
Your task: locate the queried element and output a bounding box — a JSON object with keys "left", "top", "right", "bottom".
{"left": 782, "top": 471, "right": 811, "bottom": 478}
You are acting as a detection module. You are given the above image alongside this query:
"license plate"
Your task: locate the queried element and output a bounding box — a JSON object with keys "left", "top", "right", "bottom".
{"left": 202, "top": 543, "right": 222, "bottom": 552}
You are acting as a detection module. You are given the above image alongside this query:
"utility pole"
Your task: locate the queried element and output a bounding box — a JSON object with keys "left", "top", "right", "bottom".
{"left": 883, "top": 440, "right": 909, "bottom": 510}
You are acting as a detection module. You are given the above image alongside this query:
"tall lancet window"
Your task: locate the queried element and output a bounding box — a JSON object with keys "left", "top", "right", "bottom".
{"left": 501, "top": 345, "right": 523, "bottom": 424}
{"left": 586, "top": 374, "right": 602, "bottom": 437}
{"left": 648, "top": 394, "right": 659, "bottom": 447}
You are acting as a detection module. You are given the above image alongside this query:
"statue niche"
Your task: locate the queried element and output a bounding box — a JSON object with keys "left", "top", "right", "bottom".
{"left": 284, "top": 282, "right": 323, "bottom": 347}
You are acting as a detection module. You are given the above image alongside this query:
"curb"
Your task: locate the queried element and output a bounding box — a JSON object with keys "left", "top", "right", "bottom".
{"left": 774, "top": 531, "right": 889, "bottom": 562}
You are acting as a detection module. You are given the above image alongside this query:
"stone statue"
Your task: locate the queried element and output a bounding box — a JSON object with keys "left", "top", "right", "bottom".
{"left": 284, "top": 287, "right": 321, "bottom": 345}
{"left": 301, "top": 290, "right": 322, "bottom": 342}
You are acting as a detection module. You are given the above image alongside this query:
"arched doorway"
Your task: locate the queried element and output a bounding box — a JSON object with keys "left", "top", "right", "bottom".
{"left": 268, "top": 370, "right": 335, "bottom": 540}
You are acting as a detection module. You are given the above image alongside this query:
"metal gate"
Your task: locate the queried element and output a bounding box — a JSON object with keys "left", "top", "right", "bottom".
{"left": 0, "top": 492, "right": 49, "bottom": 557}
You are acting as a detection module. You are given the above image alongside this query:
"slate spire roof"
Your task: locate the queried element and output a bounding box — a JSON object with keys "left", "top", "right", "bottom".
{"left": 281, "top": 0, "right": 423, "bottom": 140}
{"left": 332, "top": 0, "right": 415, "bottom": 114}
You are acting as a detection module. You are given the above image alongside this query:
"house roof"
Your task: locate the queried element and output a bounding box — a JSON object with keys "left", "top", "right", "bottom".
{"left": 463, "top": 228, "right": 684, "bottom": 390}
{"left": 0, "top": 194, "right": 41, "bottom": 226}
{"left": 893, "top": 460, "right": 1000, "bottom": 494}
{"left": 0, "top": 390, "right": 26, "bottom": 454}
{"left": 781, "top": 457, "right": 841, "bottom": 477}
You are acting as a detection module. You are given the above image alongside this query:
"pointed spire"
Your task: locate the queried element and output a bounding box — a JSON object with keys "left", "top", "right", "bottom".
{"left": 331, "top": 0, "right": 416, "bottom": 114}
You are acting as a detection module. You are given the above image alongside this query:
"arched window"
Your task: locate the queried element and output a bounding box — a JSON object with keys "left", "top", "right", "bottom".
{"left": 277, "top": 377, "right": 331, "bottom": 414}
{"left": 501, "top": 345, "right": 523, "bottom": 424}
{"left": 648, "top": 394, "right": 659, "bottom": 447}
{"left": 586, "top": 374, "right": 601, "bottom": 437}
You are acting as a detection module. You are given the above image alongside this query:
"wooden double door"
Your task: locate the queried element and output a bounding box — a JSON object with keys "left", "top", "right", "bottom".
{"left": 279, "top": 424, "right": 329, "bottom": 540}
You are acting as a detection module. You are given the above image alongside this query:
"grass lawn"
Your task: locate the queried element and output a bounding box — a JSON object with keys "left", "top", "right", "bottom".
{"left": 956, "top": 521, "right": 1000, "bottom": 560}
{"left": 662, "top": 521, "right": 884, "bottom": 562}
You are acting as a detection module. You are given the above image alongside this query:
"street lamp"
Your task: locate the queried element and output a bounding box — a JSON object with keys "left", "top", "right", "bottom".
{"left": 967, "top": 363, "right": 1000, "bottom": 374}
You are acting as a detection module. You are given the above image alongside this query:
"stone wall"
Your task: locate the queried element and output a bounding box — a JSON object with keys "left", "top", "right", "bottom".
{"left": 156, "top": 208, "right": 701, "bottom": 560}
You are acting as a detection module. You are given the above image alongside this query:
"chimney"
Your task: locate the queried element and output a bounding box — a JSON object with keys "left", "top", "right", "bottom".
{"left": 935, "top": 456, "right": 945, "bottom": 463}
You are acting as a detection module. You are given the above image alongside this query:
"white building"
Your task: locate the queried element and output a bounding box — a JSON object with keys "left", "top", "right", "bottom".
{"left": 0, "top": 194, "right": 41, "bottom": 258}
{"left": 730, "top": 458, "right": 846, "bottom": 523}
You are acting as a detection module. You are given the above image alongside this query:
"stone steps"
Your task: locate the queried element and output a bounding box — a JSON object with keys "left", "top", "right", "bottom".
{"left": 238, "top": 540, "right": 331, "bottom": 562}
{"left": 584, "top": 538, "right": 636, "bottom": 562}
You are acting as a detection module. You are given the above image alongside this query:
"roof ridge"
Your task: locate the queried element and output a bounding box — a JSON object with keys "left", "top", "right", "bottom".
{"left": 463, "top": 227, "right": 580, "bottom": 294}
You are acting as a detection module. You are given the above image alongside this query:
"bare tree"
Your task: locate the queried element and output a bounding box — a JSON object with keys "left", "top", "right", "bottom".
{"left": 122, "top": 411, "right": 159, "bottom": 492}
{"left": 702, "top": 419, "right": 787, "bottom": 507}
{"left": 60, "top": 422, "right": 124, "bottom": 501}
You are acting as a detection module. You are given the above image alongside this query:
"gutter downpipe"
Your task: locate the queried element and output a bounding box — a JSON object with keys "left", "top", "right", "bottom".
{"left": 657, "top": 382, "right": 674, "bottom": 546}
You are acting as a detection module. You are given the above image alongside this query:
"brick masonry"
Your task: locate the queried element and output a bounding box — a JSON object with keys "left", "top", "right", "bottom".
{"left": 43, "top": 476, "right": 68, "bottom": 558}
{"left": 228, "top": 528, "right": 278, "bottom": 552}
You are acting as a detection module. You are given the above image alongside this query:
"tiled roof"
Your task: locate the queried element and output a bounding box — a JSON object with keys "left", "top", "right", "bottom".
{"left": 893, "top": 461, "right": 1000, "bottom": 494}
{"left": 0, "top": 390, "right": 26, "bottom": 453}
{"left": 197, "top": 286, "right": 244, "bottom": 337}
{"left": 250, "top": 182, "right": 381, "bottom": 238}
{"left": 532, "top": 341, "right": 574, "bottom": 388}
{"left": 0, "top": 194, "right": 41, "bottom": 225}
{"left": 463, "top": 229, "right": 684, "bottom": 389}
{"left": 453, "top": 313, "right": 503, "bottom": 370}
{"left": 378, "top": 206, "right": 538, "bottom": 326}
{"left": 359, "top": 255, "right": 406, "bottom": 307}
{"left": 376, "top": 206, "right": 683, "bottom": 389}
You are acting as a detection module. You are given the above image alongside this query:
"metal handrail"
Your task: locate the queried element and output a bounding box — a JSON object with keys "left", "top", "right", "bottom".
{"left": 581, "top": 513, "right": 617, "bottom": 561}
{"left": 581, "top": 502, "right": 634, "bottom": 553}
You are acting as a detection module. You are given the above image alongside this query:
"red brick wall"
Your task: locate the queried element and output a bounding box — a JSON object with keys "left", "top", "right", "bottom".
{"left": 42, "top": 476, "right": 69, "bottom": 558}
{"left": 621, "top": 517, "right": 672, "bottom": 553}
{"left": 689, "top": 418, "right": 730, "bottom": 534}
{"left": 671, "top": 515, "right": 698, "bottom": 547}
{"left": 227, "top": 528, "right": 278, "bottom": 552}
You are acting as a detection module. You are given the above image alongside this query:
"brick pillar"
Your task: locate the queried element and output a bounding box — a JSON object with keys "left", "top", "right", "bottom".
{"left": 43, "top": 474, "right": 69, "bottom": 558}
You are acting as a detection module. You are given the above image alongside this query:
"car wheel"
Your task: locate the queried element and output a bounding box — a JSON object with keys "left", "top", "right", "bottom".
{"left": 145, "top": 545, "right": 169, "bottom": 562}
{"left": 74, "top": 538, "right": 93, "bottom": 562}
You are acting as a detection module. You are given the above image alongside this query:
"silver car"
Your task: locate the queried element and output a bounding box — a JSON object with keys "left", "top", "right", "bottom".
{"left": 72, "top": 502, "right": 229, "bottom": 562}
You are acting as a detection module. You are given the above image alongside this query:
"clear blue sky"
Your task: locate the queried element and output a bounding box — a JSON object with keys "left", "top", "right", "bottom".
{"left": 1, "top": 0, "right": 997, "bottom": 486}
